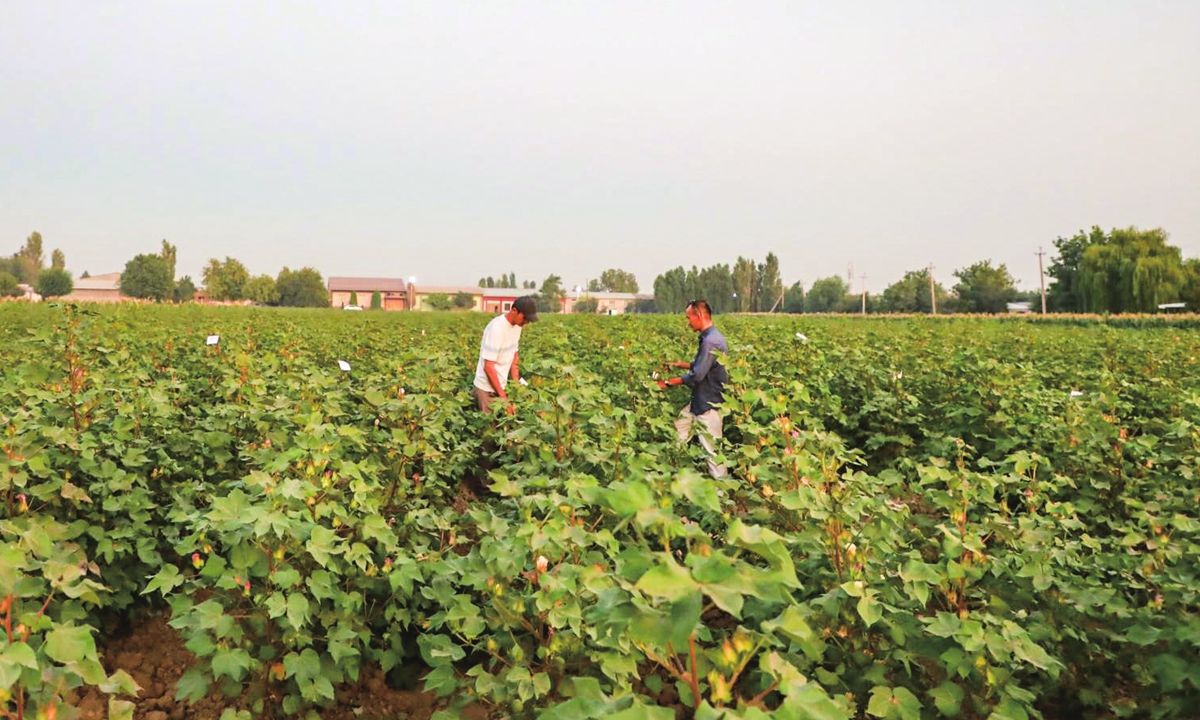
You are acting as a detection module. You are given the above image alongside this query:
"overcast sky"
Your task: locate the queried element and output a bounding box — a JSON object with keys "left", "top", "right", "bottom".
{"left": 3, "top": 1, "right": 1198, "bottom": 292}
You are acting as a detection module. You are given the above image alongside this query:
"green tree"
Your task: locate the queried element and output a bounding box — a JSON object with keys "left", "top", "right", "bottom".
{"left": 783, "top": 281, "right": 805, "bottom": 313}
{"left": 244, "top": 275, "right": 280, "bottom": 305}
{"left": 1047, "top": 227, "right": 1106, "bottom": 312}
{"left": 697, "top": 264, "right": 734, "bottom": 315}
{"left": 80, "top": 270, "right": 90, "bottom": 279}
{"left": 34, "top": 268, "right": 73, "bottom": 299}
{"left": 952, "top": 260, "right": 1018, "bottom": 313}
{"left": 757, "top": 253, "right": 783, "bottom": 312}
{"left": 1179, "top": 259, "right": 1200, "bottom": 311}
{"left": 452, "top": 291, "right": 475, "bottom": 309}
{"left": 573, "top": 296, "right": 599, "bottom": 314}
{"left": 18, "top": 231, "right": 44, "bottom": 284}
{"left": 537, "top": 274, "right": 565, "bottom": 313}
{"left": 120, "top": 254, "right": 174, "bottom": 301}
{"left": 202, "top": 257, "right": 250, "bottom": 300}
{"left": 653, "top": 267, "right": 689, "bottom": 314}
{"left": 0, "top": 271, "right": 22, "bottom": 297}
{"left": 370, "top": 290, "right": 382, "bottom": 310}
{"left": 425, "top": 293, "right": 453, "bottom": 310}
{"left": 879, "top": 269, "right": 949, "bottom": 313}
{"left": 349, "top": 290, "right": 359, "bottom": 307}
{"left": 174, "top": 276, "right": 196, "bottom": 303}
{"left": 806, "top": 276, "right": 849, "bottom": 313}
{"left": 275, "top": 267, "right": 328, "bottom": 308}
{"left": 51, "top": 249, "right": 66, "bottom": 270}
{"left": 596, "top": 268, "right": 640, "bottom": 293}
{"left": 1078, "top": 227, "right": 1185, "bottom": 313}
{"left": 160, "top": 240, "right": 177, "bottom": 280}
{"left": 732, "top": 257, "right": 756, "bottom": 312}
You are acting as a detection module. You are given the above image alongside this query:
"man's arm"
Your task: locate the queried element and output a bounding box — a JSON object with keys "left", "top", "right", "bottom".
{"left": 483, "top": 360, "right": 516, "bottom": 415}
{"left": 681, "top": 339, "right": 717, "bottom": 388}
{"left": 483, "top": 360, "right": 506, "bottom": 398}
{"left": 510, "top": 351, "right": 520, "bottom": 383}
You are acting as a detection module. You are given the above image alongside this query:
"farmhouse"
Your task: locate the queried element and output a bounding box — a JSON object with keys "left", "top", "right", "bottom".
{"left": 327, "top": 277, "right": 410, "bottom": 310}
{"left": 62, "top": 273, "right": 127, "bottom": 303}
{"left": 565, "top": 291, "right": 653, "bottom": 315}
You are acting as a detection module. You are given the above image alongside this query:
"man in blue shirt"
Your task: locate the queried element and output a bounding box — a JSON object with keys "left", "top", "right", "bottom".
{"left": 657, "top": 299, "right": 729, "bottom": 478}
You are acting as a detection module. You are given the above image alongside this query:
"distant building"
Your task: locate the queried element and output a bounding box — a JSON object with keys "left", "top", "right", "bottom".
{"left": 63, "top": 273, "right": 127, "bottom": 303}
{"left": 1005, "top": 302, "right": 1032, "bottom": 314}
{"left": 482, "top": 288, "right": 526, "bottom": 313}
{"left": 15, "top": 284, "right": 41, "bottom": 302}
{"left": 411, "top": 285, "right": 485, "bottom": 311}
{"left": 565, "top": 291, "right": 654, "bottom": 315}
{"left": 327, "top": 277, "right": 409, "bottom": 310}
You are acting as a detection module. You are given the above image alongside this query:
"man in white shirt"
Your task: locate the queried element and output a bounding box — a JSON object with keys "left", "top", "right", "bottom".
{"left": 474, "top": 296, "right": 538, "bottom": 415}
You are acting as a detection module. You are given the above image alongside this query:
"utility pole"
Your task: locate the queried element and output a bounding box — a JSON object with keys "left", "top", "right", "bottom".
{"left": 860, "top": 273, "right": 867, "bottom": 315}
{"left": 1036, "top": 246, "right": 1047, "bottom": 314}
{"left": 928, "top": 263, "right": 937, "bottom": 314}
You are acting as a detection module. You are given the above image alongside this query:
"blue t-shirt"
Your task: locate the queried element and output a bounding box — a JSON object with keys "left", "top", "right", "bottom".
{"left": 681, "top": 326, "right": 728, "bottom": 414}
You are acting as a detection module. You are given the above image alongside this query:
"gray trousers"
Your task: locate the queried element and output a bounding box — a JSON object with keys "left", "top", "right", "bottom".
{"left": 675, "top": 406, "right": 727, "bottom": 478}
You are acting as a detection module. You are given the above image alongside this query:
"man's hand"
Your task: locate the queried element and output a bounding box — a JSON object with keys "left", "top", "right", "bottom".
{"left": 506, "top": 401, "right": 516, "bottom": 416}
{"left": 656, "top": 379, "right": 667, "bottom": 390}
{"left": 666, "top": 361, "right": 690, "bottom": 369}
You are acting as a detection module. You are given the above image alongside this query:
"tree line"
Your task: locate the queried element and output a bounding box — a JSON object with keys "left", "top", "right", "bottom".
{"left": 649, "top": 226, "right": 1199, "bottom": 315}
{"left": 7, "top": 225, "right": 1197, "bottom": 314}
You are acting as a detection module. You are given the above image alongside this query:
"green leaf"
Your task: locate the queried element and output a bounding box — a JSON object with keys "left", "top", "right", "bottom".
{"left": 1124, "top": 623, "right": 1160, "bottom": 645}
{"left": 212, "top": 648, "right": 252, "bottom": 681}
{"left": 763, "top": 607, "right": 826, "bottom": 663}
{"left": 866, "top": 686, "right": 894, "bottom": 718}
{"left": 925, "top": 612, "right": 961, "bottom": 638}
{"left": 986, "top": 698, "right": 1029, "bottom": 720}
{"left": 929, "top": 681, "right": 963, "bottom": 716}
{"left": 857, "top": 595, "right": 884, "bottom": 626}
{"left": 891, "top": 686, "right": 922, "bottom": 720}
{"left": 287, "top": 593, "right": 311, "bottom": 630}
{"left": 604, "top": 481, "right": 656, "bottom": 518}
{"left": 783, "top": 682, "right": 853, "bottom": 720}
{"left": 841, "top": 580, "right": 867, "bottom": 598}
{"left": 108, "top": 698, "right": 136, "bottom": 720}
{"left": 423, "top": 663, "right": 459, "bottom": 697}
{"left": 44, "top": 624, "right": 97, "bottom": 664}
{"left": 175, "top": 667, "right": 211, "bottom": 703}
{"left": 607, "top": 702, "right": 677, "bottom": 720}
{"left": 306, "top": 525, "right": 342, "bottom": 567}
{"left": 283, "top": 648, "right": 322, "bottom": 682}
{"left": 99, "top": 669, "right": 142, "bottom": 696}
{"left": 142, "top": 564, "right": 184, "bottom": 596}
{"left": 1, "top": 642, "right": 38, "bottom": 670}
{"left": 672, "top": 470, "right": 721, "bottom": 513}
{"left": 636, "top": 556, "right": 697, "bottom": 601}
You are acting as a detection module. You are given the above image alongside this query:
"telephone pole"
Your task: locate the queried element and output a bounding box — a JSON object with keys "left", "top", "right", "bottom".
{"left": 928, "top": 263, "right": 937, "bottom": 314}
{"left": 1036, "top": 247, "right": 1047, "bottom": 314}
{"left": 860, "top": 273, "right": 867, "bottom": 315}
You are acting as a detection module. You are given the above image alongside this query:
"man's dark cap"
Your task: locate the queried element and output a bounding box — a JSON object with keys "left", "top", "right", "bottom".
{"left": 513, "top": 296, "right": 539, "bottom": 322}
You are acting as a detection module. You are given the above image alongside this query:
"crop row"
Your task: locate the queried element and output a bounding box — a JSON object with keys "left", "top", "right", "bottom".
{"left": 1, "top": 303, "right": 1197, "bottom": 719}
